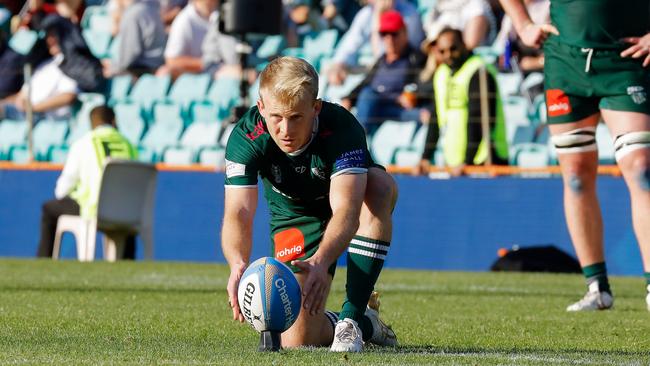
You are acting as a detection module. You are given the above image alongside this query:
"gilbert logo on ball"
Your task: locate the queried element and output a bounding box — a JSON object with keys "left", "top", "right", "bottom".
{"left": 238, "top": 257, "right": 301, "bottom": 332}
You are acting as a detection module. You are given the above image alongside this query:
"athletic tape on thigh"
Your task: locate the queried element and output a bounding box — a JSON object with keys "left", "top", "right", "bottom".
{"left": 551, "top": 126, "right": 597, "bottom": 154}
{"left": 614, "top": 131, "right": 650, "bottom": 162}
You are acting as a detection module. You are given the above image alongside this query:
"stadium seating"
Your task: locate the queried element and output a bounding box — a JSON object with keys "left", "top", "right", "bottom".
{"left": 596, "top": 122, "right": 615, "bottom": 164}
{"left": 322, "top": 73, "right": 365, "bottom": 104}
{"left": 207, "top": 77, "right": 241, "bottom": 121}
{"left": 0, "top": 120, "right": 28, "bottom": 159}
{"left": 81, "top": 6, "right": 112, "bottom": 34}
{"left": 163, "top": 121, "right": 221, "bottom": 163}
{"left": 370, "top": 120, "right": 418, "bottom": 166}
{"left": 138, "top": 120, "right": 184, "bottom": 161}
{"left": 108, "top": 74, "right": 133, "bottom": 106}
{"left": 394, "top": 125, "right": 429, "bottom": 167}
{"left": 82, "top": 29, "right": 112, "bottom": 59}
{"left": 125, "top": 74, "right": 171, "bottom": 118}
{"left": 511, "top": 143, "right": 550, "bottom": 168}
{"left": 33, "top": 120, "right": 69, "bottom": 161}
{"left": 198, "top": 147, "right": 226, "bottom": 168}
{"left": 164, "top": 73, "right": 211, "bottom": 116}
{"left": 114, "top": 102, "right": 146, "bottom": 145}
{"left": 8, "top": 29, "right": 37, "bottom": 55}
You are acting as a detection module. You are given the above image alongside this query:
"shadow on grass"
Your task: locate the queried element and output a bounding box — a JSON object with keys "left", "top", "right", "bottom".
{"left": 0, "top": 284, "right": 221, "bottom": 294}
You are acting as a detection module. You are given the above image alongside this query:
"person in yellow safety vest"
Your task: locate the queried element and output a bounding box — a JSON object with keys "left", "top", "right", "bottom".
{"left": 37, "top": 105, "right": 138, "bottom": 258}
{"left": 417, "top": 27, "right": 509, "bottom": 176}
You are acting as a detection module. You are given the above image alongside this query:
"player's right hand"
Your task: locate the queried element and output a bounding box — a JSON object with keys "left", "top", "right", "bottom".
{"left": 226, "top": 262, "right": 248, "bottom": 323}
{"left": 519, "top": 22, "right": 559, "bottom": 49}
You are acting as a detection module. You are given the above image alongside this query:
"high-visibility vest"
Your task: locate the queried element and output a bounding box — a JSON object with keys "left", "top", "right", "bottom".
{"left": 433, "top": 55, "right": 508, "bottom": 166}
{"left": 70, "top": 126, "right": 138, "bottom": 218}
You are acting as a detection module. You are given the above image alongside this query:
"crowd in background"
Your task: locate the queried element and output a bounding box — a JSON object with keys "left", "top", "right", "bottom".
{"left": 0, "top": 0, "right": 552, "bottom": 171}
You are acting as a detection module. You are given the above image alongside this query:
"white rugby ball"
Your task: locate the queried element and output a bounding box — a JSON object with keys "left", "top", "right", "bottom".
{"left": 237, "top": 257, "right": 302, "bottom": 332}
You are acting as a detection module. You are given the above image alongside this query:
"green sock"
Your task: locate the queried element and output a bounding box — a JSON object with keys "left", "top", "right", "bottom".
{"left": 583, "top": 262, "right": 611, "bottom": 294}
{"left": 644, "top": 272, "right": 650, "bottom": 288}
{"left": 339, "top": 235, "right": 390, "bottom": 342}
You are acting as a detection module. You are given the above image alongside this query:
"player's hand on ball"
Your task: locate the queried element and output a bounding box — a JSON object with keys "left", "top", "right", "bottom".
{"left": 519, "top": 22, "right": 559, "bottom": 48}
{"left": 227, "top": 262, "right": 247, "bottom": 323}
{"left": 291, "top": 258, "right": 329, "bottom": 316}
{"left": 621, "top": 33, "right": 650, "bottom": 67}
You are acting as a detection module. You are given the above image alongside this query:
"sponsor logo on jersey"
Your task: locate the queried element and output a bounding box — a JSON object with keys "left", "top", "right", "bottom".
{"left": 294, "top": 166, "right": 307, "bottom": 174}
{"left": 311, "top": 167, "right": 327, "bottom": 180}
{"left": 627, "top": 86, "right": 647, "bottom": 105}
{"left": 546, "top": 89, "right": 572, "bottom": 117}
{"left": 274, "top": 228, "right": 305, "bottom": 262}
{"left": 334, "top": 148, "right": 366, "bottom": 171}
{"left": 274, "top": 278, "right": 296, "bottom": 329}
{"left": 246, "top": 120, "right": 266, "bottom": 140}
{"left": 225, "top": 159, "right": 246, "bottom": 178}
{"left": 271, "top": 164, "right": 282, "bottom": 183}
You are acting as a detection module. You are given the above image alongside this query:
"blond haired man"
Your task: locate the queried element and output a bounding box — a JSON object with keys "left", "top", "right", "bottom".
{"left": 221, "top": 57, "right": 398, "bottom": 352}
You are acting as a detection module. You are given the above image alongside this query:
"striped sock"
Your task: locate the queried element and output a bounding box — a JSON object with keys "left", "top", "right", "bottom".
{"left": 324, "top": 310, "right": 339, "bottom": 331}
{"left": 583, "top": 262, "right": 611, "bottom": 294}
{"left": 339, "top": 235, "right": 390, "bottom": 341}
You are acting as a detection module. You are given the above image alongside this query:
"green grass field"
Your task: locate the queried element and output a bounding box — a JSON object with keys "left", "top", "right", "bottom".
{"left": 1, "top": 259, "right": 649, "bottom": 365}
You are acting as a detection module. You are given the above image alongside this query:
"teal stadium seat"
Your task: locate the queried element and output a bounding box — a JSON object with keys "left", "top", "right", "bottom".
{"left": 162, "top": 147, "right": 194, "bottom": 165}
{"left": 502, "top": 96, "right": 531, "bottom": 145}
{"left": 126, "top": 74, "right": 171, "bottom": 118}
{"left": 370, "top": 120, "right": 418, "bottom": 166}
{"left": 9, "top": 29, "right": 37, "bottom": 55}
{"left": 153, "top": 102, "right": 184, "bottom": 129}
{"left": 114, "top": 102, "right": 146, "bottom": 145}
{"left": 81, "top": 6, "right": 112, "bottom": 34}
{"left": 198, "top": 147, "right": 226, "bottom": 168}
{"left": 190, "top": 102, "right": 219, "bottom": 124}
{"left": 394, "top": 125, "right": 429, "bottom": 167}
{"left": 496, "top": 72, "right": 523, "bottom": 100}
{"left": 0, "top": 120, "right": 28, "bottom": 159}
{"left": 165, "top": 73, "right": 211, "bottom": 117}
{"left": 207, "top": 77, "right": 241, "bottom": 121}
{"left": 108, "top": 74, "right": 132, "bottom": 106}
{"left": 139, "top": 121, "right": 183, "bottom": 162}
{"left": 323, "top": 73, "right": 365, "bottom": 105}
{"left": 49, "top": 146, "right": 70, "bottom": 163}
{"left": 596, "top": 122, "right": 615, "bottom": 164}
{"left": 256, "top": 35, "right": 286, "bottom": 60}
{"left": 512, "top": 143, "right": 550, "bottom": 169}
{"left": 163, "top": 122, "right": 221, "bottom": 164}
{"left": 16, "top": 120, "right": 69, "bottom": 161}
{"left": 82, "top": 29, "right": 112, "bottom": 59}
{"left": 302, "top": 29, "right": 338, "bottom": 70}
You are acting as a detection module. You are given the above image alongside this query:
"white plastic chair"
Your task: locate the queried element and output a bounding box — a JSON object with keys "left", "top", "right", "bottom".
{"left": 52, "top": 160, "right": 158, "bottom": 261}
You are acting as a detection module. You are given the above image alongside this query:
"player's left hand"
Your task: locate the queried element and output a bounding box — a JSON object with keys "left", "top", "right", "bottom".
{"left": 291, "top": 258, "right": 329, "bottom": 316}
{"left": 621, "top": 33, "right": 650, "bottom": 67}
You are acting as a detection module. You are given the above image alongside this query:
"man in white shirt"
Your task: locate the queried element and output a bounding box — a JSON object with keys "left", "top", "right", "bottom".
{"left": 161, "top": 0, "right": 217, "bottom": 76}
{"left": 0, "top": 30, "right": 78, "bottom": 121}
{"left": 37, "top": 106, "right": 138, "bottom": 258}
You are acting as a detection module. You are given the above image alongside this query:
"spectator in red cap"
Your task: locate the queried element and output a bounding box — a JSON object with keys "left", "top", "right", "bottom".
{"left": 341, "top": 9, "right": 426, "bottom": 136}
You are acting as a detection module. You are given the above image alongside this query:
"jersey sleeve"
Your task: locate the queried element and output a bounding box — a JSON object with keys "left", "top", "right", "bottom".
{"left": 224, "top": 125, "right": 261, "bottom": 187}
{"left": 327, "top": 106, "right": 370, "bottom": 178}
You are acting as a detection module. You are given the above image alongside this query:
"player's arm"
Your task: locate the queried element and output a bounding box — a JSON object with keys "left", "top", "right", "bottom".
{"left": 222, "top": 186, "right": 258, "bottom": 323}
{"left": 292, "top": 172, "right": 367, "bottom": 315}
{"left": 499, "top": 0, "right": 558, "bottom": 48}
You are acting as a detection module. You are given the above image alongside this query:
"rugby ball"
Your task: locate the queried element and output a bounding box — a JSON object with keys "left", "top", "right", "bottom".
{"left": 237, "top": 257, "right": 301, "bottom": 332}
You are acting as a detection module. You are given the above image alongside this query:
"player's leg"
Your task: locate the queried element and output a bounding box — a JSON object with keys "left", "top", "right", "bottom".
{"left": 601, "top": 109, "right": 650, "bottom": 310}
{"left": 333, "top": 167, "right": 398, "bottom": 351}
{"left": 549, "top": 114, "right": 613, "bottom": 311}
{"left": 281, "top": 272, "right": 335, "bottom": 348}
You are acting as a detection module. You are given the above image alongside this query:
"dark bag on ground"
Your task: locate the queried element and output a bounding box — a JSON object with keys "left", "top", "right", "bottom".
{"left": 490, "top": 245, "right": 581, "bottom": 273}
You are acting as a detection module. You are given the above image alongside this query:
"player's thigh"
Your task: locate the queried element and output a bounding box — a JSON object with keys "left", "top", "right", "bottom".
{"left": 601, "top": 109, "right": 650, "bottom": 139}
{"left": 601, "top": 109, "right": 650, "bottom": 178}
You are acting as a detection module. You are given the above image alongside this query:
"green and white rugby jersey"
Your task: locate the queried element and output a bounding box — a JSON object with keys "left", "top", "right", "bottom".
{"left": 224, "top": 101, "right": 373, "bottom": 226}
{"left": 550, "top": 0, "right": 649, "bottom": 49}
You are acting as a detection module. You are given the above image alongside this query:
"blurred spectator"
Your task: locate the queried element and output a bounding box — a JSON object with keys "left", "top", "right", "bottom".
{"left": 109, "top": 0, "right": 166, "bottom": 77}
{"left": 321, "top": 0, "right": 362, "bottom": 33}
{"left": 20, "top": 0, "right": 84, "bottom": 28}
{"left": 37, "top": 105, "right": 138, "bottom": 258}
{"left": 327, "top": 0, "right": 424, "bottom": 86}
{"left": 341, "top": 10, "right": 425, "bottom": 135}
{"left": 0, "top": 28, "right": 78, "bottom": 121}
{"left": 284, "top": 0, "right": 326, "bottom": 46}
{"left": 160, "top": 0, "right": 188, "bottom": 32}
{"left": 201, "top": 9, "right": 239, "bottom": 78}
{"left": 422, "top": 0, "right": 497, "bottom": 50}
{"left": 161, "top": 0, "right": 217, "bottom": 77}
{"left": 495, "top": 0, "right": 548, "bottom": 73}
{"left": 417, "top": 28, "right": 508, "bottom": 176}
{"left": 0, "top": 8, "right": 25, "bottom": 99}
